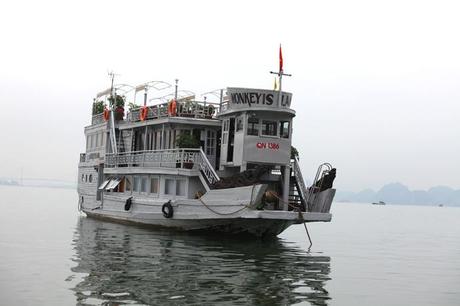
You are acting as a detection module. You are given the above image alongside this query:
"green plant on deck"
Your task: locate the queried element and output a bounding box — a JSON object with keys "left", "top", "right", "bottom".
{"left": 108, "top": 94, "right": 125, "bottom": 108}
{"left": 128, "top": 102, "right": 141, "bottom": 112}
{"left": 92, "top": 100, "right": 105, "bottom": 115}
{"left": 176, "top": 132, "right": 200, "bottom": 149}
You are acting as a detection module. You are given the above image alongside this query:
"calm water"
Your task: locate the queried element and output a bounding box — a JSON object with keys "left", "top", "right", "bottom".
{"left": 0, "top": 186, "right": 459, "bottom": 305}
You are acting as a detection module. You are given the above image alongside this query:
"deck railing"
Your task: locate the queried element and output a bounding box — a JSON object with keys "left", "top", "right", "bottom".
{"left": 91, "top": 113, "right": 105, "bottom": 125}
{"left": 198, "top": 148, "right": 220, "bottom": 185}
{"left": 105, "top": 149, "right": 198, "bottom": 168}
{"left": 127, "top": 100, "right": 222, "bottom": 122}
{"left": 105, "top": 149, "right": 220, "bottom": 185}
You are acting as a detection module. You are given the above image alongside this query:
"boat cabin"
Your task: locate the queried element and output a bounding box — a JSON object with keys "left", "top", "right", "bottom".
{"left": 78, "top": 83, "right": 317, "bottom": 212}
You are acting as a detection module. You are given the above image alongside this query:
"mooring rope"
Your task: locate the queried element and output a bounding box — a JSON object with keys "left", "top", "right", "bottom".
{"left": 197, "top": 184, "right": 256, "bottom": 216}
{"left": 265, "top": 190, "right": 313, "bottom": 248}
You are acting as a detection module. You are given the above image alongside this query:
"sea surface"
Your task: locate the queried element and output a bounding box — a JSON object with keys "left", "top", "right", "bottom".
{"left": 0, "top": 185, "right": 459, "bottom": 305}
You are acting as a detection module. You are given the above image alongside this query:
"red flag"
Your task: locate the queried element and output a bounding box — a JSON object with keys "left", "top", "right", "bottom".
{"left": 279, "top": 44, "right": 283, "bottom": 72}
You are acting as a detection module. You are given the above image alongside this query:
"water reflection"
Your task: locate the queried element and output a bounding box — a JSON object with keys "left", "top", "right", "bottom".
{"left": 70, "top": 217, "right": 331, "bottom": 305}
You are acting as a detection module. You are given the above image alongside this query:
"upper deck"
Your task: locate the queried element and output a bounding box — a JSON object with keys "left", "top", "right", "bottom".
{"left": 90, "top": 98, "right": 222, "bottom": 128}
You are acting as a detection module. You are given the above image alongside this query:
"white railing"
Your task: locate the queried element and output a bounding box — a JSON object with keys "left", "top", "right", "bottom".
{"left": 105, "top": 148, "right": 220, "bottom": 186}
{"left": 292, "top": 156, "right": 310, "bottom": 210}
{"left": 198, "top": 148, "right": 220, "bottom": 185}
{"left": 127, "top": 100, "right": 222, "bottom": 122}
{"left": 91, "top": 113, "right": 105, "bottom": 125}
{"left": 305, "top": 163, "right": 333, "bottom": 211}
{"left": 105, "top": 148, "right": 200, "bottom": 168}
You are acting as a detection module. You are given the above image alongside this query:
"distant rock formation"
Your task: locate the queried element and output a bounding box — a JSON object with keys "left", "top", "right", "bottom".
{"left": 336, "top": 183, "right": 460, "bottom": 206}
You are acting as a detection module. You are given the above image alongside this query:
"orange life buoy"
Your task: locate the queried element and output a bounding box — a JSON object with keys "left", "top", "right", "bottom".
{"left": 139, "top": 106, "right": 148, "bottom": 121}
{"left": 103, "top": 108, "right": 109, "bottom": 121}
{"left": 167, "top": 99, "right": 177, "bottom": 116}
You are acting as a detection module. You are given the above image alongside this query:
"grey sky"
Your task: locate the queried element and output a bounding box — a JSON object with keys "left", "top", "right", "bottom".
{"left": 0, "top": 0, "right": 459, "bottom": 191}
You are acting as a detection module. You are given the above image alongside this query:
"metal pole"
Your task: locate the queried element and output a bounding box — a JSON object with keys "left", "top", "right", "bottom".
{"left": 283, "top": 165, "right": 290, "bottom": 211}
{"left": 174, "top": 79, "right": 178, "bottom": 100}
{"left": 219, "top": 89, "right": 223, "bottom": 113}
{"left": 277, "top": 73, "right": 283, "bottom": 107}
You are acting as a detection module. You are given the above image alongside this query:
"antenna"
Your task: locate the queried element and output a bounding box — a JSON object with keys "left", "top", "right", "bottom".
{"left": 108, "top": 71, "right": 120, "bottom": 102}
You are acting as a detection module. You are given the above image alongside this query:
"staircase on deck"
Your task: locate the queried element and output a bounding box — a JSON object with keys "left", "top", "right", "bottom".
{"left": 289, "top": 158, "right": 334, "bottom": 212}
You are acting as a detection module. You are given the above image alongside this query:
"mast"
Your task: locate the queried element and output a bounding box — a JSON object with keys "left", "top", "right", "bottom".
{"left": 108, "top": 71, "right": 118, "bottom": 154}
{"left": 270, "top": 45, "right": 292, "bottom": 210}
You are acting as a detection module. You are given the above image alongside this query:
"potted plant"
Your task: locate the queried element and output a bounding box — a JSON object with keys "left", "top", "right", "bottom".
{"left": 176, "top": 132, "right": 201, "bottom": 169}
{"left": 108, "top": 94, "right": 125, "bottom": 120}
{"left": 92, "top": 100, "right": 105, "bottom": 115}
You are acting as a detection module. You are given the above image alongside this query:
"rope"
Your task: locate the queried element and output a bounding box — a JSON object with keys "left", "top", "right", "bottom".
{"left": 265, "top": 190, "right": 313, "bottom": 248}
{"left": 197, "top": 184, "right": 256, "bottom": 216}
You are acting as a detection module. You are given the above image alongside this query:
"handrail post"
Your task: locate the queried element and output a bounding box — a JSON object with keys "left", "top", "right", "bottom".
{"left": 181, "top": 149, "right": 184, "bottom": 168}
{"left": 219, "top": 89, "right": 223, "bottom": 113}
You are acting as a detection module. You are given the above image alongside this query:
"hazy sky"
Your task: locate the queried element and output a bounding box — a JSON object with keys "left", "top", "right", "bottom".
{"left": 0, "top": 0, "right": 459, "bottom": 191}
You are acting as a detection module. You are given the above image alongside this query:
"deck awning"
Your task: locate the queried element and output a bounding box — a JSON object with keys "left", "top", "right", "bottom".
{"left": 98, "top": 179, "right": 111, "bottom": 190}
{"left": 105, "top": 177, "right": 122, "bottom": 190}
{"left": 98, "top": 177, "right": 123, "bottom": 190}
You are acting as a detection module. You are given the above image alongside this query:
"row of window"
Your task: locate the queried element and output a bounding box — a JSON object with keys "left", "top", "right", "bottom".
{"left": 248, "top": 118, "right": 290, "bottom": 138}
{"left": 81, "top": 173, "right": 93, "bottom": 183}
{"left": 102, "top": 176, "right": 187, "bottom": 197}
{"left": 86, "top": 132, "right": 105, "bottom": 150}
{"left": 223, "top": 117, "right": 290, "bottom": 138}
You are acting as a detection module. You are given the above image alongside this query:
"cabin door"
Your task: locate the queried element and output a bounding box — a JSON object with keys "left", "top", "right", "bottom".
{"left": 227, "top": 118, "right": 235, "bottom": 162}
{"left": 205, "top": 129, "right": 217, "bottom": 168}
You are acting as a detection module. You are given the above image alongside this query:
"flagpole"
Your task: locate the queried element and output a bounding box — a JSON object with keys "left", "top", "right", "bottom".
{"left": 269, "top": 45, "right": 292, "bottom": 211}
{"left": 270, "top": 44, "right": 291, "bottom": 106}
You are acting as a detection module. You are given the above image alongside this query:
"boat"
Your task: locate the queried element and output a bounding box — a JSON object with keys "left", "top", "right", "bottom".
{"left": 372, "top": 201, "right": 386, "bottom": 205}
{"left": 77, "top": 64, "right": 337, "bottom": 238}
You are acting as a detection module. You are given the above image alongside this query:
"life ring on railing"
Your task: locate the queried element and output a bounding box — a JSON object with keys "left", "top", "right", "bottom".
{"left": 167, "top": 99, "right": 177, "bottom": 116}
{"left": 162, "top": 200, "right": 174, "bottom": 218}
{"left": 207, "top": 105, "right": 215, "bottom": 117}
{"left": 139, "top": 106, "right": 148, "bottom": 121}
{"left": 103, "top": 108, "right": 110, "bottom": 121}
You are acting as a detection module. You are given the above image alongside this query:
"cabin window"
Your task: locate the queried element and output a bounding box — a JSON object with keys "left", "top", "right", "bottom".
{"left": 89, "top": 174, "right": 92, "bottom": 183}
{"left": 133, "top": 177, "right": 140, "bottom": 192}
{"left": 150, "top": 177, "right": 159, "bottom": 194}
{"left": 117, "top": 178, "right": 125, "bottom": 192}
{"left": 236, "top": 117, "right": 243, "bottom": 131}
{"left": 165, "top": 179, "right": 175, "bottom": 195}
{"left": 223, "top": 119, "right": 229, "bottom": 132}
{"left": 91, "top": 134, "right": 96, "bottom": 148}
{"left": 141, "top": 177, "right": 148, "bottom": 193}
{"left": 280, "top": 121, "right": 290, "bottom": 138}
{"left": 125, "top": 176, "right": 132, "bottom": 192}
{"left": 176, "top": 179, "right": 186, "bottom": 196}
{"left": 247, "top": 117, "right": 259, "bottom": 136}
{"left": 261, "top": 120, "right": 277, "bottom": 136}
{"left": 81, "top": 174, "right": 84, "bottom": 182}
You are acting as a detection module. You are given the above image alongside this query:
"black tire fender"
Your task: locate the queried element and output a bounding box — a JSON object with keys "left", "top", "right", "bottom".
{"left": 162, "top": 200, "right": 174, "bottom": 218}
{"left": 124, "top": 197, "right": 133, "bottom": 211}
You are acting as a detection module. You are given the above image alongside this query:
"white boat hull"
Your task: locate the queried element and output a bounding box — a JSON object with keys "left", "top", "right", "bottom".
{"left": 80, "top": 185, "right": 332, "bottom": 237}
